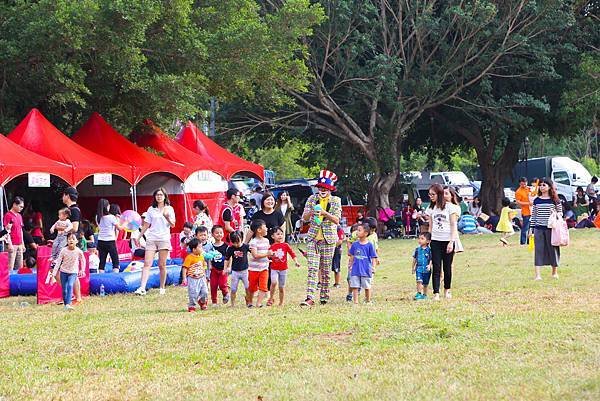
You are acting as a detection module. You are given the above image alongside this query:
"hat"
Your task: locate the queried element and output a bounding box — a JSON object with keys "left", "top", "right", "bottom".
{"left": 315, "top": 169, "right": 337, "bottom": 191}
{"left": 63, "top": 186, "right": 78, "bottom": 198}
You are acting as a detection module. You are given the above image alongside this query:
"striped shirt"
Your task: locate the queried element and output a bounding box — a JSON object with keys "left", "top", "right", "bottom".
{"left": 248, "top": 237, "right": 270, "bottom": 271}
{"left": 531, "top": 197, "right": 562, "bottom": 228}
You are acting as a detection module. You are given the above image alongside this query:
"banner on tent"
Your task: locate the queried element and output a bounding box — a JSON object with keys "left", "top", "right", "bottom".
{"left": 93, "top": 173, "right": 113, "bottom": 186}
{"left": 28, "top": 173, "right": 50, "bottom": 187}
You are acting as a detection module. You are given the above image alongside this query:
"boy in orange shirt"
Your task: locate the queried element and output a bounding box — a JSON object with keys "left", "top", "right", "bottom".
{"left": 515, "top": 177, "right": 533, "bottom": 245}
{"left": 182, "top": 238, "right": 208, "bottom": 312}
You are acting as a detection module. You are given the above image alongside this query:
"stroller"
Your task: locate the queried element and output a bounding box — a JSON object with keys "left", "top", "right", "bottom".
{"left": 378, "top": 207, "right": 403, "bottom": 239}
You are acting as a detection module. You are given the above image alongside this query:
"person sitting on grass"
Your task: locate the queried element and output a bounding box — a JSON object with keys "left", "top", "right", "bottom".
{"left": 458, "top": 212, "right": 479, "bottom": 235}
{"left": 267, "top": 227, "right": 300, "bottom": 307}
{"left": 248, "top": 219, "right": 273, "bottom": 308}
{"left": 224, "top": 231, "right": 251, "bottom": 307}
{"left": 348, "top": 223, "right": 378, "bottom": 304}
{"left": 51, "top": 233, "right": 85, "bottom": 311}
{"left": 412, "top": 232, "right": 432, "bottom": 300}
{"left": 182, "top": 238, "right": 208, "bottom": 312}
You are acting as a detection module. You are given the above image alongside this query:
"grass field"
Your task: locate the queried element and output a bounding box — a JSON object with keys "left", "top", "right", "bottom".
{"left": 1, "top": 230, "right": 599, "bottom": 401}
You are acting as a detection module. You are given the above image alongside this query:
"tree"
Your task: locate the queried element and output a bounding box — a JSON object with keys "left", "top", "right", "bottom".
{"left": 235, "top": 0, "right": 573, "bottom": 211}
{"left": 0, "top": 0, "right": 323, "bottom": 133}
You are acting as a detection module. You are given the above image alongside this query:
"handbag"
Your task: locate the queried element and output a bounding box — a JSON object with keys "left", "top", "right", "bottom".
{"left": 549, "top": 207, "right": 569, "bottom": 247}
{"left": 453, "top": 237, "right": 464, "bottom": 253}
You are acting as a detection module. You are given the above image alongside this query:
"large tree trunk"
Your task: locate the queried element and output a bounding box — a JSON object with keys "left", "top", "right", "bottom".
{"left": 368, "top": 170, "right": 399, "bottom": 213}
{"left": 478, "top": 165, "right": 505, "bottom": 215}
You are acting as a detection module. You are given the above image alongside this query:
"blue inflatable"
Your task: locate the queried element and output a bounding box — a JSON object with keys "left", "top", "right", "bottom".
{"left": 9, "top": 273, "right": 37, "bottom": 296}
{"left": 89, "top": 265, "right": 182, "bottom": 294}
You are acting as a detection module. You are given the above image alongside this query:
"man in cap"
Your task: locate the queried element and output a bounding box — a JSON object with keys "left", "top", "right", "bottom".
{"left": 300, "top": 170, "right": 341, "bottom": 306}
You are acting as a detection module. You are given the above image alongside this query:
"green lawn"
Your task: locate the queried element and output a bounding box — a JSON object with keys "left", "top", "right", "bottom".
{"left": 1, "top": 230, "right": 599, "bottom": 401}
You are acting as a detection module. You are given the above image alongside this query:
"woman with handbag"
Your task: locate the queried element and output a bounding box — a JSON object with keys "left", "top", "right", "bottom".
{"left": 530, "top": 178, "right": 562, "bottom": 280}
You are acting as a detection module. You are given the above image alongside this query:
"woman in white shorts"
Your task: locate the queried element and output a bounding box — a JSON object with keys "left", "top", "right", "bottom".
{"left": 134, "top": 188, "right": 175, "bottom": 295}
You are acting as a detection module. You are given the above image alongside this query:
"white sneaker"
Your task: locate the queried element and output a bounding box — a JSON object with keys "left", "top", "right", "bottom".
{"left": 433, "top": 294, "right": 440, "bottom": 301}
{"left": 134, "top": 287, "right": 147, "bottom": 296}
{"left": 64, "top": 304, "right": 74, "bottom": 311}
{"left": 445, "top": 290, "right": 452, "bottom": 299}
{"left": 159, "top": 288, "right": 166, "bottom": 295}
{"left": 534, "top": 276, "right": 542, "bottom": 281}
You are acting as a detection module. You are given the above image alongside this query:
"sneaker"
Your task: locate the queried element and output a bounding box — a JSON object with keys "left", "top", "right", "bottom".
{"left": 134, "top": 287, "right": 146, "bottom": 296}
{"left": 413, "top": 292, "right": 422, "bottom": 300}
{"left": 223, "top": 294, "right": 230, "bottom": 304}
{"left": 300, "top": 298, "right": 314, "bottom": 307}
{"left": 534, "top": 276, "right": 542, "bottom": 281}
{"left": 320, "top": 299, "right": 328, "bottom": 305}
{"left": 188, "top": 306, "right": 196, "bottom": 312}
{"left": 333, "top": 283, "right": 341, "bottom": 289}
{"left": 421, "top": 294, "right": 428, "bottom": 300}
{"left": 159, "top": 288, "right": 166, "bottom": 295}
{"left": 247, "top": 304, "right": 254, "bottom": 308}
{"left": 433, "top": 293, "right": 440, "bottom": 301}
{"left": 64, "top": 304, "right": 74, "bottom": 311}
{"left": 445, "top": 290, "right": 452, "bottom": 299}
{"left": 345, "top": 294, "right": 353, "bottom": 303}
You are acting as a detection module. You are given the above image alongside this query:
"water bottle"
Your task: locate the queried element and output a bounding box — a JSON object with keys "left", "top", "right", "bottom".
{"left": 100, "top": 284, "right": 106, "bottom": 297}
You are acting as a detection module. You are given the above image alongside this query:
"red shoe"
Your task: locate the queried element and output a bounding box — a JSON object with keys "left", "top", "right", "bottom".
{"left": 188, "top": 306, "right": 196, "bottom": 312}
{"left": 300, "top": 298, "right": 314, "bottom": 307}
{"left": 199, "top": 298, "right": 208, "bottom": 310}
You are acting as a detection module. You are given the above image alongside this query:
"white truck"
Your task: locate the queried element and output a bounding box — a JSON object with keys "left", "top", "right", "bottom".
{"left": 408, "top": 171, "right": 474, "bottom": 200}
{"left": 506, "top": 156, "right": 596, "bottom": 202}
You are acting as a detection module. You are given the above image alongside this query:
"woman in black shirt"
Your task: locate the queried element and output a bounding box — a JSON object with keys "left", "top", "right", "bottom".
{"left": 247, "top": 191, "right": 284, "bottom": 244}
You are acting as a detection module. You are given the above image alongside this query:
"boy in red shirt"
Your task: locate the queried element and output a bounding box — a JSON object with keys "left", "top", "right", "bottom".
{"left": 267, "top": 227, "right": 300, "bottom": 306}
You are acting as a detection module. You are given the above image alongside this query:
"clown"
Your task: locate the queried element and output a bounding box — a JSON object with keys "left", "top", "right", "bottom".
{"left": 300, "top": 170, "right": 342, "bottom": 306}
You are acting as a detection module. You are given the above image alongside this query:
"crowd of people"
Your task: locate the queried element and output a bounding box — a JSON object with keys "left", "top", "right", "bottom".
{"left": 1, "top": 170, "right": 598, "bottom": 310}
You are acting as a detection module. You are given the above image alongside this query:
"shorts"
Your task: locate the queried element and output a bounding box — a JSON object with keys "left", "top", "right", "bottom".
{"left": 270, "top": 269, "right": 288, "bottom": 288}
{"left": 416, "top": 270, "right": 431, "bottom": 286}
{"left": 230, "top": 270, "right": 249, "bottom": 293}
{"left": 248, "top": 270, "right": 269, "bottom": 293}
{"left": 145, "top": 239, "right": 172, "bottom": 252}
{"left": 349, "top": 276, "right": 372, "bottom": 289}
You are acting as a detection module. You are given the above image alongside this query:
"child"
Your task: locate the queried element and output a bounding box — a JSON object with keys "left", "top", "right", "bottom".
{"left": 182, "top": 238, "right": 208, "bottom": 312}
{"left": 179, "top": 222, "right": 194, "bottom": 284}
{"left": 267, "top": 227, "right": 300, "bottom": 306}
{"left": 52, "top": 233, "right": 85, "bottom": 311}
{"left": 331, "top": 224, "right": 345, "bottom": 288}
{"left": 365, "top": 217, "right": 381, "bottom": 264}
{"left": 195, "top": 226, "right": 215, "bottom": 282}
{"left": 209, "top": 225, "right": 230, "bottom": 306}
{"left": 224, "top": 231, "right": 251, "bottom": 307}
{"left": 88, "top": 244, "right": 100, "bottom": 274}
{"left": 497, "top": 197, "right": 517, "bottom": 246}
{"left": 345, "top": 223, "right": 359, "bottom": 302}
{"left": 49, "top": 208, "right": 73, "bottom": 263}
{"left": 412, "top": 232, "right": 432, "bottom": 300}
{"left": 348, "top": 223, "right": 378, "bottom": 304}
{"left": 248, "top": 219, "right": 273, "bottom": 308}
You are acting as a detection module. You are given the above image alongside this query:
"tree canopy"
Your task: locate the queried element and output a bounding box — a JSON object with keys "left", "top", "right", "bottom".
{"left": 0, "top": 0, "right": 323, "bottom": 132}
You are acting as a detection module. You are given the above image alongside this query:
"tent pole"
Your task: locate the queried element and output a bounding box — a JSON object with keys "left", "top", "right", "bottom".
{"left": 181, "top": 183, "right": 189, "bottom": 223}
{"left": 0, "top": 186, "right": 4, "bottom": 230}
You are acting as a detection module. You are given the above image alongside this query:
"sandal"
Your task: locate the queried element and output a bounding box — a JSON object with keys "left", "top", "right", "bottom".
{"left": 266, "top": 298, "right": 274, "bottom": 307}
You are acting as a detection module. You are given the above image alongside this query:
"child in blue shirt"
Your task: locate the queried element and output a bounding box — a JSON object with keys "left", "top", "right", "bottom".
{"left": 348, "top": 223, "right": 378, "bottom": 304}
{"left": 412, "top": 232, "right": 432, "bottom": 300}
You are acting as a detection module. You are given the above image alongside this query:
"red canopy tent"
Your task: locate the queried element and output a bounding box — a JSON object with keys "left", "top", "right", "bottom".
{"left": 72, "top": 113, "right": 188, "bottom": 184}
{"left": 8, "top": 109, "right": 133, "bottom": 185}
{"left": 175, "top": 121, "right": 264, "bottom": 180}
{"left": 131, "top": 120, "right": 228, "bottom": 225}
{"left": 130, "top": 119, "right": 223, "bottom": 179}
{"left": 0, "top": 133, "right": 72, "bottom": 186}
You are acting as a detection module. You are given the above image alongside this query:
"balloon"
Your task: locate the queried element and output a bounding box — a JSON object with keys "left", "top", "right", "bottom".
{"left": 203, "top": 250, "right": 222, "bottom": 261}
{"left": 314, "top": 204, "right": 323, "bottom": 225}
{"left": 119, "top": 210, "right": 142, "bottom": 232}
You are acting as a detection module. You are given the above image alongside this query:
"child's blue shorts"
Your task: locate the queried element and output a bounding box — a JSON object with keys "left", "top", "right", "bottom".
{"left": 416, "top": 270, "right": 431, "bottom": 285}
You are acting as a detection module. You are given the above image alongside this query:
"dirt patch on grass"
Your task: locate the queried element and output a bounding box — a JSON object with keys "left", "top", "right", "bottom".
{"left": 319, "top": 331, "right": 354, "bottom": 343}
